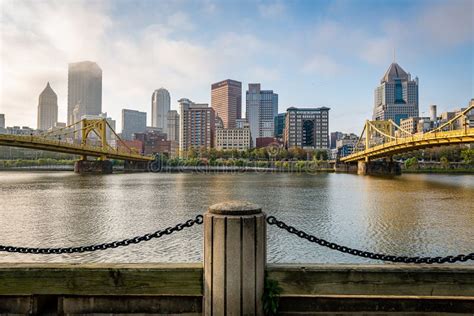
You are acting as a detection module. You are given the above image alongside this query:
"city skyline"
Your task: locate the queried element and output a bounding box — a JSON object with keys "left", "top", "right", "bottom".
{"left": 0, "top": 0, "right": 472, "bottom": 133}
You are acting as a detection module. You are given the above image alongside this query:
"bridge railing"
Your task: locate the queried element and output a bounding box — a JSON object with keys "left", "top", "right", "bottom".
{"left": 0, "top": 133, "right": 151, "bottom": 160}
{"left": 341, "top": 127, "right": 474, "bottom": 162}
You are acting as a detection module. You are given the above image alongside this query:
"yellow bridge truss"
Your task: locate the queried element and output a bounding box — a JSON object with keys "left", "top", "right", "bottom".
{"left": 340, "top": 104, "right": 474, "bottom": 163}
{"left": 0, "top": 118, "right": 153, "bottom": 162}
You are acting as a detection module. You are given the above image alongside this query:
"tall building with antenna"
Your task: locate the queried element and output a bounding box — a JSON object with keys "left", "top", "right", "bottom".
{"left": 373, "top": 61, "right": 419, "bottom": 125}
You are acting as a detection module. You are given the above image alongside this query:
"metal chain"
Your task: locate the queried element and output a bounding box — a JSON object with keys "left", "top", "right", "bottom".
{"left": 267, "top": 216, "right": 474, "bottom": 264}
{"left": 0, "top": 215, "right": 203, "bottom": 255}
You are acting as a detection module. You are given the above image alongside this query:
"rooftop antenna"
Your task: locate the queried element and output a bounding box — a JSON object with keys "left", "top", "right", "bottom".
{"left": 393, "top": 47, "right": 396, "bottom": 63}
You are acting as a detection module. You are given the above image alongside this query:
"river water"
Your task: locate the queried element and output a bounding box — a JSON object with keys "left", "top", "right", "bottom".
{"left": 0, "top": 171, "right": 472, "bottom": 264}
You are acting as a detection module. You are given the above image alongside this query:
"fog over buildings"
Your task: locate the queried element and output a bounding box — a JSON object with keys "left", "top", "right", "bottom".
{"left": 67, "top": 61, "right": 102, "bottom": 125}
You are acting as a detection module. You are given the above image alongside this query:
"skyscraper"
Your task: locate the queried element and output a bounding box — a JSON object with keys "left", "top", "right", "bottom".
{"left": 246, "top": 83, "right": 278, "bottom": 146}
{"left": 121, "top": 109, "right": 147, "bottom": 140}
{"left": 151, "top": 88, "right": 171, "bottom": 132}
{"left": 67, "top": 61, "right": 102, "bottom": 124}
{"left": 211, "top": 79, "right": 242, "bottom": 128}
{"left": 178, "top": 98, "right": 215, "bottom": 155}
{"left": 373, "top": 62, "right": 419, "bottom": 125}
{"left": 167, "top": 110, "right": 180, "bottom": 143}
{"left": 37, "top": 82, "right": 58, "bottom": 130}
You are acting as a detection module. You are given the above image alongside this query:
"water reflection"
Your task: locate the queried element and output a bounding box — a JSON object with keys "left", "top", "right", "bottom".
{"left": 0, "top": 171, "right": 472, "bottom": 264}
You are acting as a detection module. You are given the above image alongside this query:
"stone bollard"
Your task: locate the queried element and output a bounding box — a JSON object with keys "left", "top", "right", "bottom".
{"left": 204, "top": 201, "right": 266, "bottom": 316}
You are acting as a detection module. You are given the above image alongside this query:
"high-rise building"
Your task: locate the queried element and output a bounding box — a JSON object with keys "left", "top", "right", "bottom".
{"left": 0, "top": 114, "right": 5, "bottom": 129}
{"left": 211, "top": 79, "right": 242, "bottom": 128}
{"left": 283, "top": 107, "right": 330, "bottom": 149}
{"left": 274, "top": 113, "right": 286, "bottom": 139}
{"left": 167, "top": 110, "right": 180, "bottom": 143}
{"left": 167, "top": 110, "right": 180, "bottom": 157}
{"left": 373, "top": 62, "right": 419, "bottom": 125}
{"left": 151, "top": 88, "right": 171, "bottom": 132}
{"left": 246, "top": 83, "right": 278, "bottom": 146}
{"left": 121, "top": 109, "right": 147, "bottom": 140}
{"left": 37, "top": 82, "right": 58, "bottom": 131}
{"left": 178, "top": 98, "right": 215, "bottom": 155}
{"left": 67, "top": 61, "right": 102, "bottom": 124}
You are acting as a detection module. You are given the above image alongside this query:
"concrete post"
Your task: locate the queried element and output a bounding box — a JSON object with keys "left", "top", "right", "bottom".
{"left": 74, "top": 160, "right": 113, "bottom": 174}
{"left": 204, "top": 201, "right": 266, "bottom": 316}
{"left": 357, "top": 160, "right": 367, "bottom": 175}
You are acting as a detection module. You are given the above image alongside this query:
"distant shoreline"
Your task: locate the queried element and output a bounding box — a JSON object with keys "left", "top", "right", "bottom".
{"left": 401, "top": 168, "right": 474, "bottom": 174}
{"left": 1, "top": 165, "right": 473, "bottom": 174}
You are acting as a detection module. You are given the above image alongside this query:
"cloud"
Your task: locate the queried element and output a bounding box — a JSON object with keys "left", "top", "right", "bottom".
{"left": 249, "top": 66, "right": 280, "bottom": 81}
{"left": 382, "top": 0, "right": 473, "bottom": 51}
{"left": 1, "top": 0, "right": 471, "bottom": 132}
{"left": 0, "top": 1, "right": 275, "bottom": 129}
{"left": 301, "top": 54, "right": 344, "bottom": 77}
{"left": 201, "top": 0, "right": 217, "bottom": 14}
{"left": 0, "top": 0, "right": 112, "bottom": 125}
{"left": 301, "top": 0, "right": 473, "bottom": 75}
{"left": 258, "top": 1, "right": 285, "bottom": 19}
{"left": 166, "top": 11, "right": 195, "bottom": 33}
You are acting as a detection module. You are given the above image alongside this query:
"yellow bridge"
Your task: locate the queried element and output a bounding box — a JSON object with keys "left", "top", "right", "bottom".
{"left": 340, "top": 104, "right": 474, "bottom": 167}
{"left": 0, "top": 118, "right": 153, "bottom": 162}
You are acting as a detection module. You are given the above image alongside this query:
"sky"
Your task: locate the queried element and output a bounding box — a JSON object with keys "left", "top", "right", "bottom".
{"left": 0, "top": 0, "right": 473, "bottom": 134}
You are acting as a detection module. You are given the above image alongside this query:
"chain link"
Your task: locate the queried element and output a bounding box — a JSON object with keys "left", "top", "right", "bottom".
{"left": 0, "top": 215, "right": 203, "bottom": 255}
{"left": 267, "top": 216, "right": 474, "bottom": 264}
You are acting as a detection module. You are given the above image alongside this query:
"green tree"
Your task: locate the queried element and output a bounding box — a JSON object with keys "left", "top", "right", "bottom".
{"left": 461, "top": 148, "right": 474, "bottom": 165}
{"left": 404, "top": 157, "right": 419, "bottom": 170}
{"left": 440, "top": 156, "right": 450, "bottom": 169}
{"left": 187, "top": 148, "right": 198, "bottom": 159}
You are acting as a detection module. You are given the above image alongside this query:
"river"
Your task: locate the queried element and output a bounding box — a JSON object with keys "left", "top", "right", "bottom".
{"left": 0, "top": 171, "right": 472, "bottom": 264}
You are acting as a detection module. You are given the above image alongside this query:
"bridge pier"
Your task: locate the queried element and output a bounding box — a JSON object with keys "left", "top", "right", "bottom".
{"left": 74, "top": 160, "right": 113, "bottom": 174}
{"left": 357, "top": 160, "right": 401, "bottom": 176}
{"left": 124, "top": 160, "right": 149, "bottom": 172}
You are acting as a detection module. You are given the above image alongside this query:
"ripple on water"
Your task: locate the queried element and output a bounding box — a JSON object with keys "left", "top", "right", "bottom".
{"left": 0, "top": 171, "right": 473, "bottom": 264}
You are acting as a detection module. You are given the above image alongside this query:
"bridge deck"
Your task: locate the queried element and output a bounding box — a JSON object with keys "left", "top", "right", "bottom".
{"left": 340, "top": 128, "right": 474, "bottom": 163}
{"left": 0, "top": 134, "right": 153, "bottom": 161}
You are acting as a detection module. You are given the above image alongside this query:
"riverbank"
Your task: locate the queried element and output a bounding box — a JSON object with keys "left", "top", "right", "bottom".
{"left": 0, "top": 165, "right": 335, "bottom": 173}
{"left": 2, "top": 165, "right": 474, "bottom": 174}
{"left": 403, "top": 168, "right": 474, "bottom": 174}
